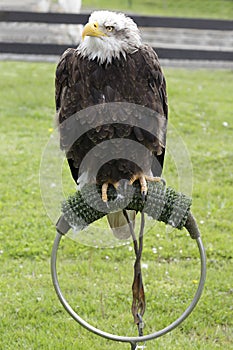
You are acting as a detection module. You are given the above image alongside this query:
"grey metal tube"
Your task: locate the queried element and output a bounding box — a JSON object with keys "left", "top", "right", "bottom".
{"left": 51, "top": 232, "right": 206, "bottom": 344}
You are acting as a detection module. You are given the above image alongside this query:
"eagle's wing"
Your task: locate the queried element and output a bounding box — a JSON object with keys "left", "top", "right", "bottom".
{"left": 55, "top": 48, "right": 84, "bottom": 182}
{"left": 55, "top": 48, "right": 78, "bottom": 119}
{"left": 138, "top": 44, "right": 168, "bottom": 176}
{"left": 141, "top": 45, "right": 168, "bottom": 118}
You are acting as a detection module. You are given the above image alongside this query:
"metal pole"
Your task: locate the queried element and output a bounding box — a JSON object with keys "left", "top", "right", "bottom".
{"left": 51, "top": 231, "right": 206, "bottom": 345}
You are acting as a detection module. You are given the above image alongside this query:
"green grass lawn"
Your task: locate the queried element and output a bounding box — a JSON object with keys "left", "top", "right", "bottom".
{"left": 0, "top": 61, "right": 232, "bottom": 349}
{"left": 81, "top": 0, "right": 233, "bottom": 19}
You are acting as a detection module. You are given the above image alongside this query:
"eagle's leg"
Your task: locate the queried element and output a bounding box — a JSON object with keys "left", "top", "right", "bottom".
{"left": 101, "top": 181, "right": 119, "bottom": 202}
{"left": 129, "top": 173, "right": 161, "bottom": 197}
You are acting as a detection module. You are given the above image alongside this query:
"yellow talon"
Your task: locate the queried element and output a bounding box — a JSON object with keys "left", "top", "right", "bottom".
{"left": 102, "top": 175, "right": 161, "bottom": 202}
{"left": 101, "top": 181, "right": 120, "bottom": 202}
{"left": 113, "top": 182, "right": 119, "bottom": 190}
{"left": 129, "top": 173, "right": 161, "bottom": 196}
{"left": 101, "top": 183, "right": 108, "bottom": 202}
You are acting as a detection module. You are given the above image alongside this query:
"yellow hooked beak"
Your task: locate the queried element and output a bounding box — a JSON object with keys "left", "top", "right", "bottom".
{"left": 82, "top": 21, "right": 107, "bottom": 41}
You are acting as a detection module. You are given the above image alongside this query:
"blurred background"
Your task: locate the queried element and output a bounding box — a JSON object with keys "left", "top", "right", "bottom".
{"left": 0, "top": 0, "right": 232, "bottom": 68}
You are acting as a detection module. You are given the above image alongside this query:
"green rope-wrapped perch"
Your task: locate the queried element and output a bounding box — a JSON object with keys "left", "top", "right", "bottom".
{"left": 57, "top": 181, "right": 199, "bottom": 239}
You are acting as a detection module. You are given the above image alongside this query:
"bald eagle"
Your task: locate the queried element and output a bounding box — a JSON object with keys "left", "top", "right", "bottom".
{"left": 55, "top": 11, "right": 168, "bottom": 239}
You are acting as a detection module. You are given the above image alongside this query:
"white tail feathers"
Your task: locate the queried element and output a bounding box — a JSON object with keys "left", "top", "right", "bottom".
{"left": 107, "top": 210, "right": 136, "bottom": 239}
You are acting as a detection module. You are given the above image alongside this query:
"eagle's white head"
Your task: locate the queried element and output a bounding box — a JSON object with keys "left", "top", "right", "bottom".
{"left": 78, "top": 11, "right": 142, "bottom": 64}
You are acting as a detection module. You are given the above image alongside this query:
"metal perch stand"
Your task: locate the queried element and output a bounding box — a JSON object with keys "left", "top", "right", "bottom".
{"left": 51, "top": 182, "right": 206, "bottom": 349}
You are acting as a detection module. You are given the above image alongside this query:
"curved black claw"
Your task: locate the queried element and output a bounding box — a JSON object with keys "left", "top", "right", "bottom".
{"left": 141, "top": 191, "right": 147, "bottom": 203}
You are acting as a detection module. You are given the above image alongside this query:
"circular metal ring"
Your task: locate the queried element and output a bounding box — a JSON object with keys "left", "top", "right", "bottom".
{"left": 51, "top": 232, "right": 206, "bottom": 345}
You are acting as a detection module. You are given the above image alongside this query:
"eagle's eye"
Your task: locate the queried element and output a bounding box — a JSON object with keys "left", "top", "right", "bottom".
{"left": 105, "top": 26, "right": 114, "bottom": 32}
